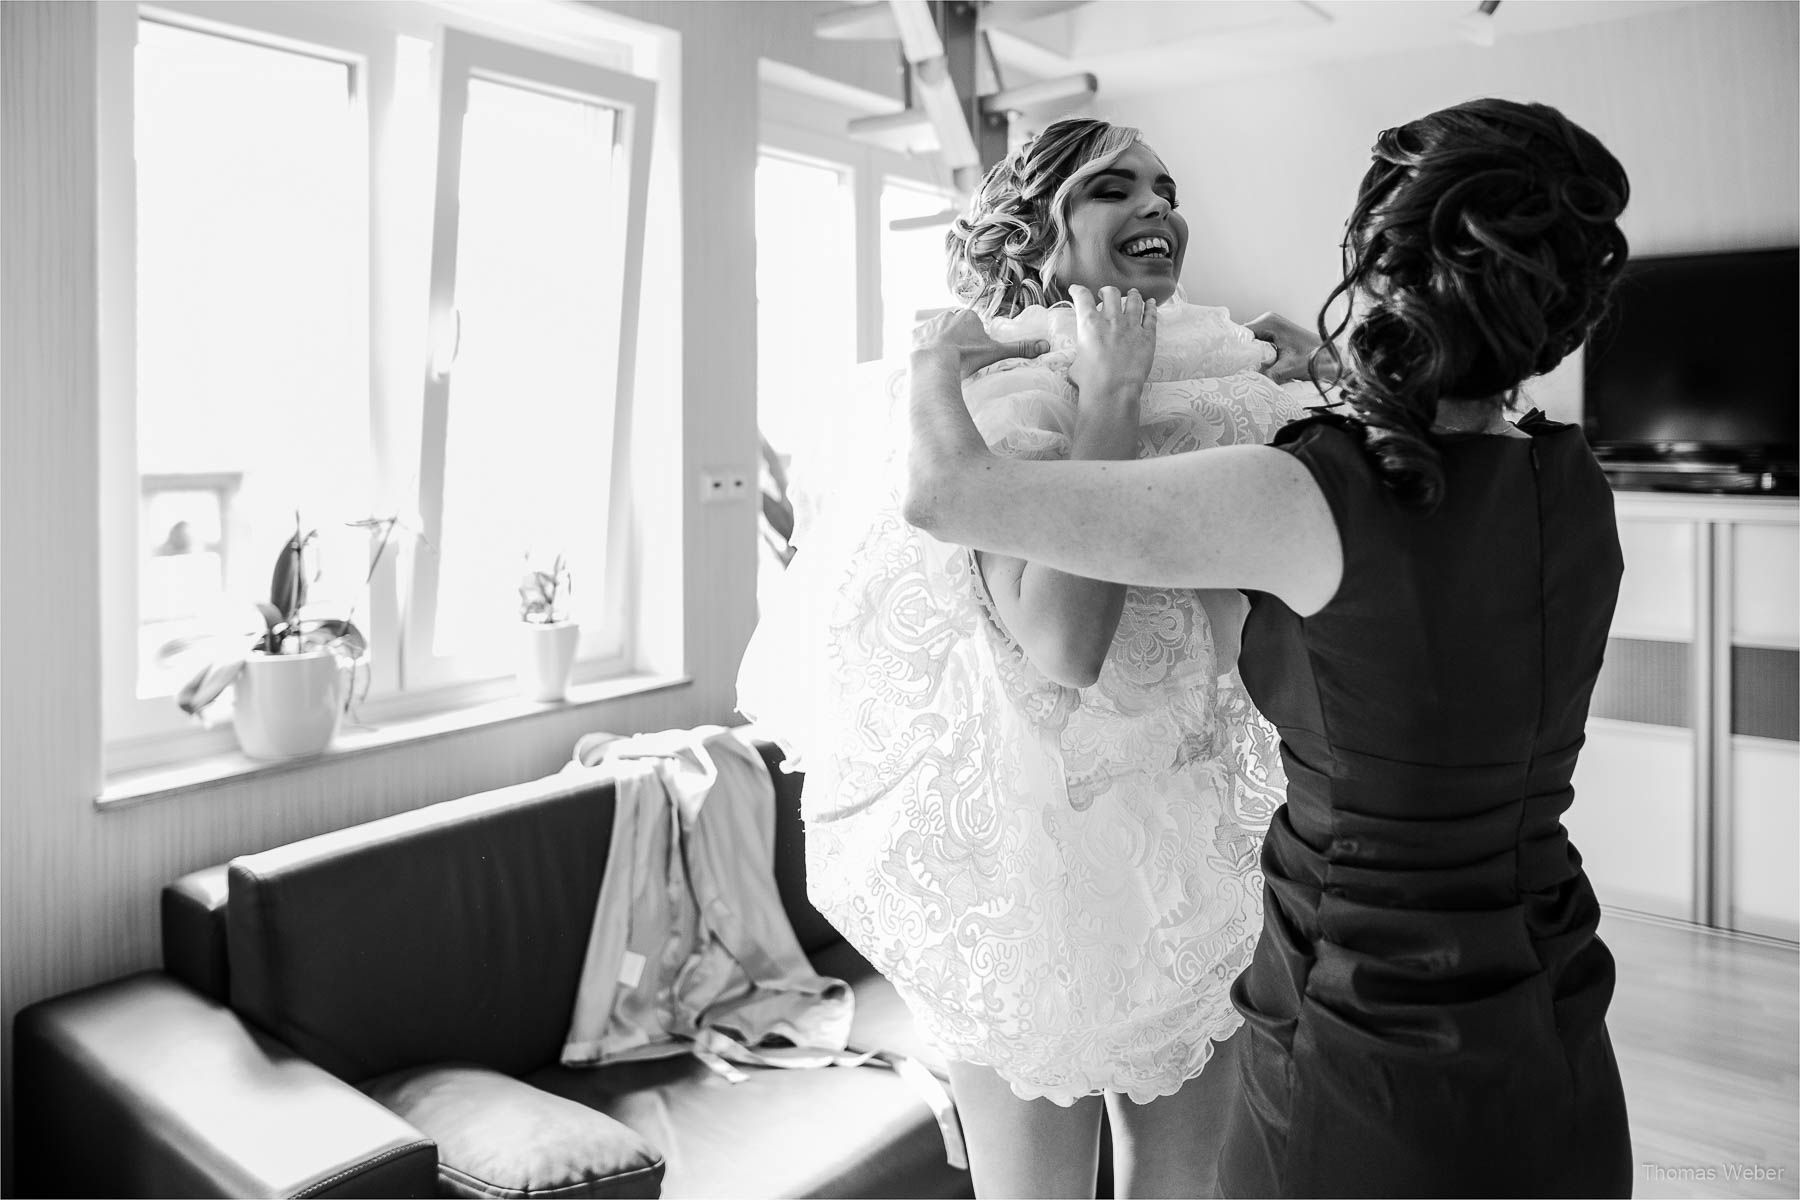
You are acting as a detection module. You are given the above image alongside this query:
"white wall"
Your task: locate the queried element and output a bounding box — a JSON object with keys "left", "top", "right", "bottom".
{"left": 1098, "top": 0, "right": 1800, "bottom": 421}
{"left": 0, "top": 3, "right": 899, "bottom": 1191}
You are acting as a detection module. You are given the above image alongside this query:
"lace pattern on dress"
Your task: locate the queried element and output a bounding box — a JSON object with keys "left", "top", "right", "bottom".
{"left": 739, "top": 297, "right": 1300, "bottom": 1103}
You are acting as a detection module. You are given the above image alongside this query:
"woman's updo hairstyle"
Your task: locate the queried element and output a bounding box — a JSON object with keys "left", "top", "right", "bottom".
{"left": 946, "top": 117, "right": 1143, "bottom": 318}
{"left": 1317, "top": 98, "right": 1630, "bottom": 510}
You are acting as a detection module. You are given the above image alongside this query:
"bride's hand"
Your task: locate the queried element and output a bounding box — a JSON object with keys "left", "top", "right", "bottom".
{"left": 911, "top": 308, "right": 1050, "bottom": 380}
{"left": 1068, "top": 284, "right": 1156, "bottom": 402}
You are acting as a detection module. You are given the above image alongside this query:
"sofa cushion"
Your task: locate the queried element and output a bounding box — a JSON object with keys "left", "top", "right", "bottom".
{"left": 364, "top": 1065, "right": 663, "bottom": 1199}
{"left": 227, "top": 771, "right": 620, "bottom": 1083}
{"left": 523, "top": 1057, "right": 962, "bottom": 1200}
{"left": 521, "top": 950, "right": 966, "bottom": 1199}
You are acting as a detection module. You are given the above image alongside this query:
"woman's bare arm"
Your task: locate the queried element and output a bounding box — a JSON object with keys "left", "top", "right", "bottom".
{"left": 905, "top": 299, "right": 1344, "bottom": 616}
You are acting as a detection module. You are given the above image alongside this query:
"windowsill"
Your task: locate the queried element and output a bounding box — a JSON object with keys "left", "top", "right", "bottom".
{"left": 96, "top": 670, "right": 690, "bottom": 810}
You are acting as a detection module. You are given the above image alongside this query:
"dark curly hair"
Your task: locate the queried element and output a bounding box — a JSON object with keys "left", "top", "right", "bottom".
{"left": 945, "top": 117, "right": 1144, "bottom": 317}
{"left": 1314, "top": 98, "right": 1631, "bottom": 510}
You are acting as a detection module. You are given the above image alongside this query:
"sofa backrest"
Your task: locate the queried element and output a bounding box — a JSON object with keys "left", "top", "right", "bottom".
{"left": 226, "top": 769, "right": 618, "bottom": 1082}
{"left": 190, "top": 737, "right": 837, "bottom": 1084}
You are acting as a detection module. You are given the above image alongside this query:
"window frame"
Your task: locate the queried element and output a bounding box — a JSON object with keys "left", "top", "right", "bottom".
{"left": 97, "top": 0, "right": 667, "bottom": 774}
{"left": 404, "top": 30, "right": 657, "bottom": 692}
{"left": 98, "top": 1, "right": 392, "bottom": 767}
{"left": 759, "top": 82, "right": 959, "bottom": 368}
{"left": 875, "top": 172, "right": 968, "bottom": 360}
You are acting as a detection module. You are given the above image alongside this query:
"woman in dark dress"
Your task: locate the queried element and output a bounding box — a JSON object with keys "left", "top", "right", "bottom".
{"left": 898, "top": 98, "right": 1634, "bottom": 1197}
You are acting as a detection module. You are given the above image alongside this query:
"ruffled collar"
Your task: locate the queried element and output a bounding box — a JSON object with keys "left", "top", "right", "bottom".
{"left": 978, "top": 292, "right": 1272, "bottom": 380}
{"left": 986, "top": 291, "right": 1197, "bottom": 348}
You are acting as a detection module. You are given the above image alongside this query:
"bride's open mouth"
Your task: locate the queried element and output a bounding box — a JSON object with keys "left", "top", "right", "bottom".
{"left": 1119, "top": 234, "right": 1174, "bottom": 261}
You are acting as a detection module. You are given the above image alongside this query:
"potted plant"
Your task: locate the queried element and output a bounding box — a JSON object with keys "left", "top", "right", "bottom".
{"left": 161, "top": 512, "right": 406, "bottom": 760}
{"left": 516, "top": 552, "right": 578, "bottom": 702}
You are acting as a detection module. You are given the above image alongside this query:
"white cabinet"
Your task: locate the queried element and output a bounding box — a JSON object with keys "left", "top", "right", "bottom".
{"left": 1731, "top": 738, "right": 1800, "bottom": 938}
{"left": 1610, "top": 519, "right": 1697, "bottom": 642}
{"left": 1567, "top": 721, "right": 1695, "bottom": 918}
{"left": 1720, "top": 518, "right": 1799, "bottom": 941}
{"left": 1732, "top": 522, "right": 1799, "bottom": 644}
{"left": 1574, "top": 493, "right": 1798, "bottom": 942}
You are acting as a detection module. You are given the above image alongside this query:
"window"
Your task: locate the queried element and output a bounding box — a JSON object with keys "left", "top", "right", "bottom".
{"left": 754, "top": 150, "right": 857, "bottom": 479}
{"left": 753, "top": 88, "right": 957, "bottom": 592}
{"left": 879, "top": 178, "right": 962, "bottom": 359}
{"left": 98, "top": 3, "right": 662, "bottom": 764}
{"left": 410, "top": 33, "right": 655, "bottom": 688}
{"left": 129, "top": 16, "right": 373, "bottom": 704}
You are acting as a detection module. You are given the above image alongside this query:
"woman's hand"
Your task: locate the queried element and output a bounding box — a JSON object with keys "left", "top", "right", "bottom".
{"left": 906, "top": 313, "right": 1007, "bottom": 532}
{"left": 1068, "top": 284, "right": 1156, "bottom": 402}
{"left": 911, "top": 307, "right": 1050, "bottom": 380}
{"left": 1245, "top": 311, "right": 1338, "bottom": 385}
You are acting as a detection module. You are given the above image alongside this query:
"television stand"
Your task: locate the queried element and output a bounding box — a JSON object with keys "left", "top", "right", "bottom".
{"left": 1600, "top": 460, "right": 1798, "bottom": 496}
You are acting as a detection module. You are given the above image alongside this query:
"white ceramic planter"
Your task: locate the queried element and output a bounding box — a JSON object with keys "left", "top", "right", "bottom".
{"left": 232, "top": 649, "right": 345, "bottom": 761}
{"left": 518, "top": 621, "right": 580, "bottom": 702}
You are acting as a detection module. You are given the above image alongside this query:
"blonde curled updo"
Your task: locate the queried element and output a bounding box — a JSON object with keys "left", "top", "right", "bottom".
{"left": 946, "top": 118, "right": 1145, "bottom": 318}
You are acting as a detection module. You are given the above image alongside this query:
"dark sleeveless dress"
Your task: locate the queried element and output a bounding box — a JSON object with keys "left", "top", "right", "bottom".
{"left": 1220, "top": 410, "right": 1634, "bottom": 1198}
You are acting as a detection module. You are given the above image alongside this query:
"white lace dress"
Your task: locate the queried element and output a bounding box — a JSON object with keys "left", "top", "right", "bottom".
{"left": 738, "top": 297, "right": 1302, "bottom": 1104}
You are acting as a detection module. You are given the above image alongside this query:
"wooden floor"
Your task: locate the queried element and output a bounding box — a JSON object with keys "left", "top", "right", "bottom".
{"left": 1603, "top": 911, "right": 1799, "bottom": 1199}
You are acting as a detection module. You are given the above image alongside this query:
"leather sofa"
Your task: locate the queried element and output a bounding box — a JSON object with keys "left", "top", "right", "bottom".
{"left": 14, "top": 739, "right": 970, "bottom": 1199}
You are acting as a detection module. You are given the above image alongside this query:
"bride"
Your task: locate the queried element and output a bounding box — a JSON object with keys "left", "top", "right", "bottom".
{"left": 740, "top": 117, "right": 1311, "bottom": 1198}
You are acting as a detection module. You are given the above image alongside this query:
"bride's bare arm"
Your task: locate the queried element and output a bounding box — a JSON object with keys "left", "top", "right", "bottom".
{"left": 976, "top": 407, "right": 1134, "bottom": 687}
{"left": 977, "top": 287, "right": 1155, "bottom": 689}
{"left": 905, "top": 295, "right": 1344, "bottom": 616}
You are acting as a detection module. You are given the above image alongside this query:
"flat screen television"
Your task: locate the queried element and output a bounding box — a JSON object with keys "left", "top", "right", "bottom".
{"left": 1583, "top": 247, "right": 1798, "bottom": 494}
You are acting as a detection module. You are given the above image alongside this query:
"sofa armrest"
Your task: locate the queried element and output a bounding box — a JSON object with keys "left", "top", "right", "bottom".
{"left": 14, "top": 972, "right": 437, "bottom": 1198}
{"left": 163, "top": 864, "right": 231, "bottom": 1002}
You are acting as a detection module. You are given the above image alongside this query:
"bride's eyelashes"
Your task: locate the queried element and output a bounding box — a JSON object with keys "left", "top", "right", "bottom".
{"left": 1090, "top": 186, "right": 1179, "bottom": 209}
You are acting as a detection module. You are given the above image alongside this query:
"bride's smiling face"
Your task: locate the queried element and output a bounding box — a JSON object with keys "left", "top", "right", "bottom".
{"left": 1055, "top": 142, "right": 1187, "bottom": 303}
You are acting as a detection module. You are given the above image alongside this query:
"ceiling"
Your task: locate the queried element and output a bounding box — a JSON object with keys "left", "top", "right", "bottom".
{"left": 975, "top": 0, "right": 1700, "bottom": 95}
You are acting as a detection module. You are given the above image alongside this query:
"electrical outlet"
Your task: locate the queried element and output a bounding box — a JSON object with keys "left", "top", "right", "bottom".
{"left": 699, "top": 470, "right": 752, "bottom": 504}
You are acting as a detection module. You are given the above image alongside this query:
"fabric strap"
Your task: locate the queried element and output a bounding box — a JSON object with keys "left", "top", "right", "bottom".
{"left": 692, "top": 1028, "right": 968, "bottom": 1171}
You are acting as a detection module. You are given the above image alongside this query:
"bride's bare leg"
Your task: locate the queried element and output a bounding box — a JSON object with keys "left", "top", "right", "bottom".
{"left": 1104, "top": 1028, "right": 1242, "bottom": 1199}
{"left": 946, "top": 1059, "right": 1105, "bottom": 1199}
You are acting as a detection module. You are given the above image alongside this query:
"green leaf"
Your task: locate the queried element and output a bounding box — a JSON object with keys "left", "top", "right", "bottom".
{"left": 762, "top": 490, "right": 795, "bottom": 543}
{"left": 298, "top": 618, "right": 367, "bottom": 661}
{"left": 269, "top": 532, "right": 311, "bottom": 623}
{"left": 176, "top": 658, "right": 244, "bottom": 716}
{"left": 155, "top": 632, "right": 219, "bottom": 666}
{"left": 334, "top": 621, "right": 368, "bottom": 661}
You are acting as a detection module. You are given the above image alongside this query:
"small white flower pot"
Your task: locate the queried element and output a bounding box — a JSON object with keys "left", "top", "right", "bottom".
{"left": 232, "top": 649, "right": 345, "bottom": 761}
{"left": 518, "top": 621, "right": 580, "bottom": 702}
